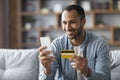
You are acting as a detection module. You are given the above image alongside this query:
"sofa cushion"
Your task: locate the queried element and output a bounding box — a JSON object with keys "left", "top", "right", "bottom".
{"left": 110, "top": 50, "right": 120, "bottom": 80}
{"left": 111, "top": 66, "right": 120, "bottom": 80}
{"left": 110, "top": 50, "right": 120, "bottom": 70}
{"left": 0, "top": 49, "right": 39, "bottom": 80}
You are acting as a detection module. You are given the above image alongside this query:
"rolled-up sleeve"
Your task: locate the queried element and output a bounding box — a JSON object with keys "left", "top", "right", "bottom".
{"left": 39, "top": 61, "right": 57, "bottom": 80}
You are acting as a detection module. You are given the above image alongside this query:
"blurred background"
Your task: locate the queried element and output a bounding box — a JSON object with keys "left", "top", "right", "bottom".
{"left": 0, "top": 0, "right": 120, "bottom": 50}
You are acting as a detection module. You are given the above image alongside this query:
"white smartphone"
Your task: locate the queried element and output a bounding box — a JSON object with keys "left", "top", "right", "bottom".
{"left": 40, "top": 37, "right": 53, "bottom": 56}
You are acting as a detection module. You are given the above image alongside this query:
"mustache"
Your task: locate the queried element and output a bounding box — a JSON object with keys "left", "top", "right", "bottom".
{"left": 66, "top": 29, "right": 75, "bottom": 31}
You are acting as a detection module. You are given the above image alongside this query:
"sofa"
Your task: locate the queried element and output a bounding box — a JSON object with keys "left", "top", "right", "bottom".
{"left": 0, "top": 49, "right": 39, "bottom": 80}
{"left": 110, "top": 50, "right": 120, "bottom": 80}
{"left": 0, "top": 49, "right": 120, "bottom": 80}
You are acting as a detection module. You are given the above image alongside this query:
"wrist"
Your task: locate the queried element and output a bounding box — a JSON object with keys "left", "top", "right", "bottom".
{"left": 44, "top": 67, "right": 51, "bottom": 75}
{"left": 82, "top": 67, "right": 91, "bottom": 77}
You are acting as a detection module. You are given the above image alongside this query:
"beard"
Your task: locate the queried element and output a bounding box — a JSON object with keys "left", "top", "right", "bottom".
{"left": 69, "top": 24, "right": 83, "bottom": 40}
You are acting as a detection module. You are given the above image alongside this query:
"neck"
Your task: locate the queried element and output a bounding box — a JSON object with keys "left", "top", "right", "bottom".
{"left": 71, "top": 30, "right": 85, "bottom": 46}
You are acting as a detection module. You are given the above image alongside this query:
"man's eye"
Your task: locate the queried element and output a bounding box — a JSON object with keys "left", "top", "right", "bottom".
{"left": 63, "top": 22, "right": 66, "bottom": 25}
{"left": 71, "top": 21, "right": 76, "bottom": 23}
{"left": 70, "top": 21, "right": 76, "bottom": 24}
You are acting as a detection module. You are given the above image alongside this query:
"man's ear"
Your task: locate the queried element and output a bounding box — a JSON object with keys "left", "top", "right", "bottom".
{"left": 82, "top": 18, "right": 86, "bottom": 27}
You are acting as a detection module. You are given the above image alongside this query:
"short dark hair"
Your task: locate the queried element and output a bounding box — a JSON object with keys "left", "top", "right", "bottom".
{"left": 63, "top": 5, "right": 85, "bottom": 19}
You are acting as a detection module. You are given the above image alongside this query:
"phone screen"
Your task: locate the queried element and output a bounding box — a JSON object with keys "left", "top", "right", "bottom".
{"left": 40, "top": 37, "right": 52, "bottom": 50}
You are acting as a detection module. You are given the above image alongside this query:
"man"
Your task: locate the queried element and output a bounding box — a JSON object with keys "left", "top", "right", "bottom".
{"left": 39, "top": 5, "right": 111, "bottom": 80}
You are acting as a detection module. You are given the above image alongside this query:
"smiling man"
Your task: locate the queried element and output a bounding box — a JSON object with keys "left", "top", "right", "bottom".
{"left": 39, "top": 5, "right": 111, "bottom": 80}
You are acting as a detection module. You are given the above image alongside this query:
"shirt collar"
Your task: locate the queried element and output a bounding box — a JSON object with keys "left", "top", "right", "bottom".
{"left": 81, "top": 30, "right": 89, "bottom": 48}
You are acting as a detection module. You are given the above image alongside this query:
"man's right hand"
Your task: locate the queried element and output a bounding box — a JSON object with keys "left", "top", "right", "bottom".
{"left": 39, "top": 46, "right": 55, "bottom": 74}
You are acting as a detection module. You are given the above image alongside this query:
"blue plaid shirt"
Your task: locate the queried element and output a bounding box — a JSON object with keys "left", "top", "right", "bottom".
{"left": 39, "top": 31, "right": 111, "bottom": 80}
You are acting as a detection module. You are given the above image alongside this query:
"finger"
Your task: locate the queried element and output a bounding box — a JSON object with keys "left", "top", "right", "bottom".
{"left": 71, "top": 61, "right": 84, "bottom": 71}
{"left": 71, "top": 55, "right": 83, "bottom": 62}
{"left": 71, "top": 62, "right": 77, "bottom": 69}
{"left": 42, "top": 58, "right": 55, "bottom": 63}
{"left": 40, "top": 55, "right": 54, "bottom": 60}
{"left": 40, "top": 56, "right": 55, "bottom": 64}
{"left": 71, "top": 56, "right": 87, "bottom": 65}
{"left": 39, "top": 46, "right": 47, "bottom": 52}
{"left": 39, "top": 50, "right": 52, "bottom": 57}
{"left": 75, "top": 58, "right": 87, "bottom": 66}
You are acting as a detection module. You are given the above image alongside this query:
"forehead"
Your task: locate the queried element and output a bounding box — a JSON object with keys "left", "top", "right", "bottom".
{"left": 62, "top": 10, "right": 79, "bottom": 21}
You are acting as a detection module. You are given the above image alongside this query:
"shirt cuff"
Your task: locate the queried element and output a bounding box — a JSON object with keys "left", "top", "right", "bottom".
{"left": 39, "top": 63, "right": 53, "bottom": 80}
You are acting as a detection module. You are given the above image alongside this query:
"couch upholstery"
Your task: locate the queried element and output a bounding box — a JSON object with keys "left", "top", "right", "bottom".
{"left": 0, "top": 49, "right": 120, "bottom": 80}
{"left": 0, "top": 49, "right": 39, "bottom": 80}
{"left": 110, "top": 50, "right": 120, "bottom": 80}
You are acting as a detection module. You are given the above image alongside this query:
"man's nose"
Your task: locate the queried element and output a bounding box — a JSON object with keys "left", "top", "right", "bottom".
{"left": 66, "top": 23, "right": 71, "bottom": 30}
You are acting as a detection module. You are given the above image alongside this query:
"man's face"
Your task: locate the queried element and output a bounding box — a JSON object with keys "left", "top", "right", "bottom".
{"left": 61, "top": 10, "right": 85, "bottom": 40}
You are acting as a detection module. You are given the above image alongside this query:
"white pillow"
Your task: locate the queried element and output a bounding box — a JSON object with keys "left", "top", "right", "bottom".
{"left": 110, "top": 50, "right": 120, "bottom": 70}
{"left": 0, "top": 49, "right": 39, "bottom": 80}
